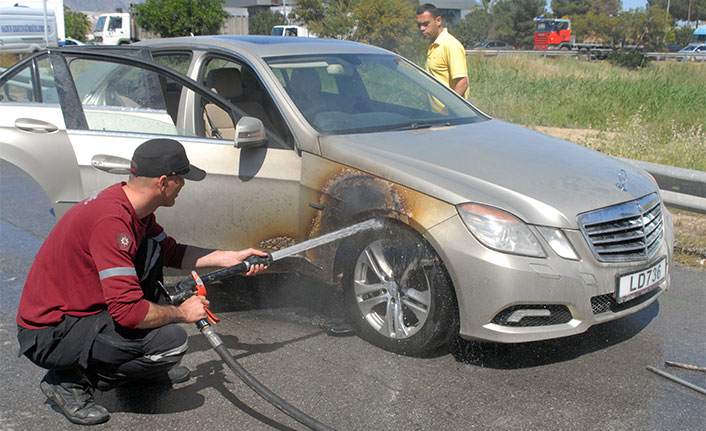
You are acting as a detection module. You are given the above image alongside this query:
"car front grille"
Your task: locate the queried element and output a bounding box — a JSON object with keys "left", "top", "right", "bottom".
{"left": 591, "top": 288, "right": 660, "bottom": 315}
{"left": 578, "top": 193, "right": 664, "bottom": 263}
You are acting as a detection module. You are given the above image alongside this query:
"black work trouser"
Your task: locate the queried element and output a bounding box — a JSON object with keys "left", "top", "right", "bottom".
{"left": 17, "top": 312, "right": 188, "bottom": 390}
{"left": 17, "top": 237, "right": 187, "bottom": 390}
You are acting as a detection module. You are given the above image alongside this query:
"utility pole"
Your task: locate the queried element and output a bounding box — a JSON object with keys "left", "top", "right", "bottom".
{"left": 42, "top": 0, "right": 49, "bottom": 48}
{"left": 688, "top": 0, "right": 693, "bottom": 23}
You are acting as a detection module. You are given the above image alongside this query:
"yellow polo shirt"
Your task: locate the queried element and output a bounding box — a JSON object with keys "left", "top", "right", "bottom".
{"left": 425, "top": 28, "right": 470, "bottom": 101}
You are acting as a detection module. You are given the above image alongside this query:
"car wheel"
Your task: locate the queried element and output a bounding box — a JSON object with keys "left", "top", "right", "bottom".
{"left": 342, "top": 222, "right": 458, "bottom": 356}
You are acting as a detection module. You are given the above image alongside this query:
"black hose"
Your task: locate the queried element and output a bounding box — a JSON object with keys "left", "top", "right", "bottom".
{"left": 211, "top": 344, "right": 335, "bottom": 431}
{"left": 176, "top": 254, "right": 273, "bottom": 291}
{"left": 198, "top": 321, "right": 335, "bottom": 431}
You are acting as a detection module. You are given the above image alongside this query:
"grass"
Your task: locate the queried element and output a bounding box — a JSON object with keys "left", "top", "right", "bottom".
{"left": 671, "top": 209, "right": 706, "bottom": 267}
{"left": 464, "top": 54, "right": 706, "bottom": 171}
{"left": 1, "top": 54, "right": 20, "bottom": 69}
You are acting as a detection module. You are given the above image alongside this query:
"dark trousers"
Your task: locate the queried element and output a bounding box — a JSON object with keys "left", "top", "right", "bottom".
{"left": 18, "top": 311, "right": 187, "bottom": 390}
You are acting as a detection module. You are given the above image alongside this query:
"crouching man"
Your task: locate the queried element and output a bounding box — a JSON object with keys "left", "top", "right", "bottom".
{"left": 16, "top": 138, "right": 267, "bottom": 425}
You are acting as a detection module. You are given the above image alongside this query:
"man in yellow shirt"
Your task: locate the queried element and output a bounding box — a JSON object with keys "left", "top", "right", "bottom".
{"left": 416, "top": 3, "right": 469, "bottom": 100}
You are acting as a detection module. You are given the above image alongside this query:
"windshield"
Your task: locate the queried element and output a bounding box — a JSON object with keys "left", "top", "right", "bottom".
{"left": 266, "top": 53, "right": 483, "bottom": 134}
{"left": 95, "top": 16, "right": 106, "bottom": 32}
{"left": 690, "top": 33, "right": 706, "bottom": 44}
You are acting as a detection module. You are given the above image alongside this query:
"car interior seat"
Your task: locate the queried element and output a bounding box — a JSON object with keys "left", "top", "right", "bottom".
{"left": 204, "top": 68, "right": 273, "bottom": 139}
{"left": 203, "top": 68, "right": 241, "bottom": 139}
{"left": 287, "top": 68, "right": 324, "bottom": 113}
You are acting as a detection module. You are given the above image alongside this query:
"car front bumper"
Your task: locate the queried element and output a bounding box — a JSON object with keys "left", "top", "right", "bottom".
{"left": 426, "top": 211, "right": 673, "bottom": 343}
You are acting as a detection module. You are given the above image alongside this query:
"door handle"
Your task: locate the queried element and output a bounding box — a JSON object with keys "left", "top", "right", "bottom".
{"left": 91, "top": 154, "right": 131, "bottom": 175}
{"left": 15, "top": 118, "right": 59, "bottom": 133}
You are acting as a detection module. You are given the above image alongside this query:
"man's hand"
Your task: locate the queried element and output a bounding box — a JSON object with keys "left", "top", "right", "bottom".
{"left": 137, "top": 295, "right": 210, "bottom": 328}
{"left": 178, "top": 295, "right": 210, "bottom": 323}
{"left": 182, "top": 246, "right": 269, "bottom": 275}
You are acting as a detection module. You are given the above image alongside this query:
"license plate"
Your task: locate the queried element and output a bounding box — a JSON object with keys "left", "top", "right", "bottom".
{"left": 616, "top": 257, "right": 667, "bottom": 303}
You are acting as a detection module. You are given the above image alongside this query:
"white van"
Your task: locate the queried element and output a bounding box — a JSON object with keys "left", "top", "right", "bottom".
{"left": 271, "top": 25, "right": 313, "bottom": 38}
{"left": 0, "top": 6, "right": 59, "bottom": 54}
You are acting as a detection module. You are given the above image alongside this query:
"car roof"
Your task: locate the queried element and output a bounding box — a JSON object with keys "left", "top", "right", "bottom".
{"left": 136, "top": 35, "right": 391, "bottom": 58}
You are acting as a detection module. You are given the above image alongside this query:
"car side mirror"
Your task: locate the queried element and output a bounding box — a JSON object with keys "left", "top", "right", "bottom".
{"left": 234, "top": 116, "right": 267, "bottom": 149}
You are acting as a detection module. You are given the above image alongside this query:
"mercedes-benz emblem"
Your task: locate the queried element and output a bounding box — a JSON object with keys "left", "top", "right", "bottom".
{"left": 616, "top": 169, "right": 628, "bottom": 191}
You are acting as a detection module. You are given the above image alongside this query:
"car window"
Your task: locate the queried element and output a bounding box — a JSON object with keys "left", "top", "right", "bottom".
{"left": 65, "top": 56, "right": 194, "bottom": 136}
{"left": 0, "top": 55, "right": 59, "bottom": 104}
{"left": 153, "top": 52, "right": 192, "bottom": 75}
{"left": 200, "top": 56, "right": 293, "bottom": 147}
{"left": 108, "top": 16, "right": 122, "bottom": 30}
{"left": 267, "top": 53, "right": 482, "bottom": 134}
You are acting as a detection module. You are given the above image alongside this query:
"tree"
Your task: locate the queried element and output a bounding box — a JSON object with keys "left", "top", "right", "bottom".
{"left": 450, "top": 6, "right": 494, "bottom": 48}
{"left": 551, "top": 0, "right": 591, "bottom": 17}
{"left": 551, "top": 0, "right": 621, "bottom": 17}
{"left": 249, "top": 10, "right": 286, "bottom": 35}
{"left": 648, "top": 0, "right": 706, "bottom": 22}
{"left": 492, "top": 0, "right": 546, "bottom": 49}
{"left": 295, "top": 0, "right": 357, "bottom": 39}
{"left": 572, "top": 7, "right": 673, "bottom": 49}
{"left": 592, "top": 0, "right": 622, "bottom": 15}
{"left": 351, "top": 0, "right": 417, "bottom": 53}
{"left": 64, "top": 7, "right": 91, "bottom": 41}
{"left": 135, "top": 0, "right": 229, "bottom": 38}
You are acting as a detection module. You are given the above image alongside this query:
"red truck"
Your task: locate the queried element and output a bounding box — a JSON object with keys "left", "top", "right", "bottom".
{"left": 533, "top": 17, "right": 638, "bottom": 56}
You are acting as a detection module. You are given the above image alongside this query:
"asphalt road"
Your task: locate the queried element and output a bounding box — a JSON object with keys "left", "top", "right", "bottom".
{"left": 1, "top": 159, "right": 704, "bottom": 431}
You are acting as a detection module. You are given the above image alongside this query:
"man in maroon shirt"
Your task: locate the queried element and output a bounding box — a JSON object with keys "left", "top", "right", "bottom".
{"left": 17, "top": 138, "right": 267, "bottom": 425}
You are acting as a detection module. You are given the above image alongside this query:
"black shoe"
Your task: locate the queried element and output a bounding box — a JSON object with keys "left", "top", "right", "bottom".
{"left": 165, "top": 365, "right": 190, "bottom": 384}
{"left": 40, "top": 370, "right": 110, "bottom": 425}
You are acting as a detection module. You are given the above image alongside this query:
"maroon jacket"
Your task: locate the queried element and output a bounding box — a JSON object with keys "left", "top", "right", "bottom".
{"left": 17, "top": 183, "right": 187, "bottom": 329}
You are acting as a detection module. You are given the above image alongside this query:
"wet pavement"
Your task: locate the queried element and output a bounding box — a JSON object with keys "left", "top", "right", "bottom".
{"left": 1, "top": 159, "right": 705, "bottom": 430}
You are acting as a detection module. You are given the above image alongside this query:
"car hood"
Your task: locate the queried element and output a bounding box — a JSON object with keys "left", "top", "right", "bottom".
{"left": 318, "top": 120, "right": 658, "bottom": 229}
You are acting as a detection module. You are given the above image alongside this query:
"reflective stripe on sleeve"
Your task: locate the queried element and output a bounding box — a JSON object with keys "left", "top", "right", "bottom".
{"left": 99, "top": 267, "right": 137, "bottom": 280}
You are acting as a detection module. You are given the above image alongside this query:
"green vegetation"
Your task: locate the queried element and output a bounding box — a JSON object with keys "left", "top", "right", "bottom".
{"left": 136, "top": 0, "right": 228, "bottom": 38}
{"left": 463, "top": 55, "right": 706, "bottom": 171}
{"left": 64, "top": 7, "right": 91, "bottom": 41}
{"left": 249, "top": 10, "right": 286, "bottom": 36}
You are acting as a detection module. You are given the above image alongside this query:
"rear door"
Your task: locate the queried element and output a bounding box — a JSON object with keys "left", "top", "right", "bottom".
{"left": 0, "top": 53, "right": 82, "bottom": 217}
{"left": 56, "top": 48, "right": 302, "bottom": 250}
{"left": 1, "top": 47, "right": 302, "bottom": 251}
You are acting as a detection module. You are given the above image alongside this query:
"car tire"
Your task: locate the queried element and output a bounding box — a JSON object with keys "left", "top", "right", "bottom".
{"left": 341, "top": 222, "right": 458, "bottom": 356}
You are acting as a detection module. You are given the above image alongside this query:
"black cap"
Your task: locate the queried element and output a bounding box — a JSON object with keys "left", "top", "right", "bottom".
{"left": 130, "top": 138, "right": 206, "bottom": 181}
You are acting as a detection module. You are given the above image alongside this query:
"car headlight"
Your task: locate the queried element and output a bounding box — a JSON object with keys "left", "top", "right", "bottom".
{"left": 536, "top": 226, "right": 579, "bottom": 260}
{"left": 457, "top": 203, "right": 546, "bottom": 258}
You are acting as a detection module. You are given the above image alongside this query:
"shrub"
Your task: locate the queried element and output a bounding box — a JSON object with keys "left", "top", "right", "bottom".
{"left": 607, "top": 50, "right": 651, "bottom": 69}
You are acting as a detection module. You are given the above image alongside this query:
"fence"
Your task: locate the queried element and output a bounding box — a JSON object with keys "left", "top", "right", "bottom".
{"left": 468, "top": 49, "right": 706, "bottom": 62}
{"left": 617, "top": 157, "right": 706, "bottom": 214}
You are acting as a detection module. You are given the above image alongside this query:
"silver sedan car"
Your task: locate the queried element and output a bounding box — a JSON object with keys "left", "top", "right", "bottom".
{"left": 0, "top": 36, "right": 674, "bottom": 356}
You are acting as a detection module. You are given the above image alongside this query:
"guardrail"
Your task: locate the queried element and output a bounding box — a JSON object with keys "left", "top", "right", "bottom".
{"left": 617, "top": 157, "right": 706, "bottom": 214}
{"left": 467, "top": 49, "right": 706, "bottom": 61}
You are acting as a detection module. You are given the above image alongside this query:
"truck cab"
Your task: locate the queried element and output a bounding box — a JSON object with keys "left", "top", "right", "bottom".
{"left": 92, "top": 12, "right": 132, "bottom": 45}
{"left": 534, "top": 17, "right": 571, "bottom": 50}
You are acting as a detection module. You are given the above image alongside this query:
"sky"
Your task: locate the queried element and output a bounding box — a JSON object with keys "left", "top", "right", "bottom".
{"left": 621, "top": 0, "right": 648, "bottom": 9}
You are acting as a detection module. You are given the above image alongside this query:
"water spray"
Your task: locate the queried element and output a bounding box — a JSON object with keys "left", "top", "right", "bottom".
{"left": 160, "top": 218, "right": 383, "bottom": 431}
